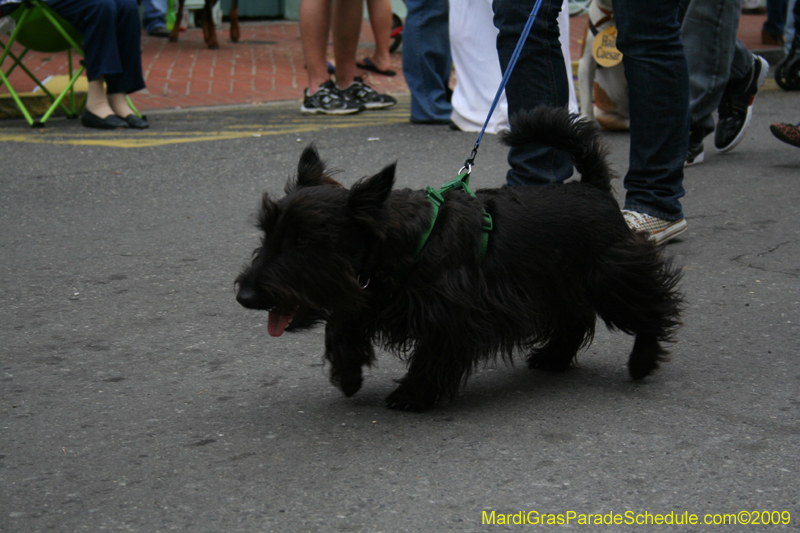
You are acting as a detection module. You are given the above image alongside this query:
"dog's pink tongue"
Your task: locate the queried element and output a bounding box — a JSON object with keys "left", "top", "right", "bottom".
{"left": 268, "top": 311, "right": 294, "bottom": 337}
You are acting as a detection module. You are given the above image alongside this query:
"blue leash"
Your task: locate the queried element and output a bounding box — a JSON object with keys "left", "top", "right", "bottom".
{"left": 414, "top": 1, "right": 543, "bottom": 262}
{"left": 461, "top": 0, "right": 544, "bottom": 174}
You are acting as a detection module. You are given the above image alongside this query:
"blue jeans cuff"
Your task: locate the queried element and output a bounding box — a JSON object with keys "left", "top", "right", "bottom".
{"left": 623, "top": 204, "right": 684, "bottom": 222}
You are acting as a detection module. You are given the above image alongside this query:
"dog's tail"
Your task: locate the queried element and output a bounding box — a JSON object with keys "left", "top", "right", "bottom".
{"left": 500, "top": 106, "right": 613, "bottom": 192}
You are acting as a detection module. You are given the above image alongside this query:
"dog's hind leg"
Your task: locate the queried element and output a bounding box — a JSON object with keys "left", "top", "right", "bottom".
{"left": 527, "top": 310, "right": 596, "bottom": 372}
{"left": 229, "top": 0, "right": 240, "bottom": 42}
{"left": 627, "top": 333, "right": 669, "bottom": 380}
{"left": 589, "top": 237, "right": 683, "bottom": 380}
{"left": 202, "top": 0, "right": 220, "bottom": 49}
{"left": 325, "top": 321, "right": 376, "bottom": 397}
{"left": 169, "top": 0, "right": 186, "bottom": 42}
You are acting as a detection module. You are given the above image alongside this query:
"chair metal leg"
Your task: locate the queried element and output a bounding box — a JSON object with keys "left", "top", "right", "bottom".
{"left": 0, "top": 6, "right": 36, "bottom": 125}
{"left": 1, "top": 0, "right": 90, "bottom": 127}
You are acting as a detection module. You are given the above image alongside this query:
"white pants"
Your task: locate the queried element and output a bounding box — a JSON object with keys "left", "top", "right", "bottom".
{"left": 448, "top": 0, "right": 577, "bottom": 134}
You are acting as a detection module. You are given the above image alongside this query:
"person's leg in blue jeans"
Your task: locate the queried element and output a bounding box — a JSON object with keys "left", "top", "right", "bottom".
{"left": 493, "top": 0, "right": 572, "bottom": 186}
{"left": 680, "top": 0, "right": 744, "bottom": 140}
{"left": 763, "top": 0, "right": 788, "bottom": 42}
{"left": 785, "top": 0, "right": 798, "bottom": 54}
{"left": 402, "top": 0, "right": 452, "bottom": 123}
{"left": 724, "top": 41, "right": 756, "bottom": 99}
{"left": 142, "top": 0, "right": 168, "bottom": 36}
{"left": 705, "top": 1, "right": 769, "bottom": 155}
{"left": 679, "top": 0, "right": 760, "bottom": 166}
{"left": 613, "top": 0, "right": 689, "bottom": 243}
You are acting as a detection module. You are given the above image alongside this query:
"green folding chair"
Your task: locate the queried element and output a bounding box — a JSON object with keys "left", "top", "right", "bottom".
{"left": 0, "top": 0, "right": 142, "bottom": 127}
{"left": 0, "top": 0, "right": 86, "bottom": 126}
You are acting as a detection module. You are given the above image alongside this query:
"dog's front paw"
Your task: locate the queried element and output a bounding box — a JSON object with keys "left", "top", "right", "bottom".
{"left": 330, "top": 369, "right": 363, "bottom": 397}
{"left": 385, "top": 384, "right": 437, "bottom": 412}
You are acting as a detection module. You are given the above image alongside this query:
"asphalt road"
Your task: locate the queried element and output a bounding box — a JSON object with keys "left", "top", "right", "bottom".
{"left": 1, "top": 92, "right": 799, "bottom": 532}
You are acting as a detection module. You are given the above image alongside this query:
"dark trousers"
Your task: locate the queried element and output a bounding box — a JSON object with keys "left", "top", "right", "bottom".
{"left": 613, "top": 0, "right": 689, "bottom": 220}
{"left": 402, "top": 0, "right": 453, "bottom": 122}
{"left": 493, "top": 0, "right": 573, "bottom": 186}
{"left": 49, "top": 0, "right": 145, "bottom": 94}
{"left": 764, "top": 0, "right": 788, "bottom": 37}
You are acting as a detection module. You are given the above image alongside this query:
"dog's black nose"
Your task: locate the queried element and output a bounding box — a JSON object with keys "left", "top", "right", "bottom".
{"left": 236, "top": 287, "right": 258, "bottom": 309}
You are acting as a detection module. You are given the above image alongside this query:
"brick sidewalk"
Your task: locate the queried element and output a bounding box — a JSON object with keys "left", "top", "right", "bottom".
{"left": 0, "top": 12, "right": 784, "bottom": 115}
{"left": 134, "top": 20, "right": 409, "bottom": 111}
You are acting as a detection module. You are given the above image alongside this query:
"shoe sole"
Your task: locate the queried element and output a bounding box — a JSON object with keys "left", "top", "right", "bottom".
{"left": 300, "top": 105, "right": 364, "bottom": 115}
{"left": 648, "top": 218, "right": 688, "bottom": 246}
{"left": 684, "top": 150, "right": 704, "bottom": 167}
{"left": 716, "top": 56, "right": 769, "bottom": 153}
{"left": 362, "top": 101, "right": 397, "bottom": 110}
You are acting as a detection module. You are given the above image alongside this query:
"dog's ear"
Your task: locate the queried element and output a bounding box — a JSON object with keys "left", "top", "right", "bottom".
{"left": 257, "top": 192, "right": 279, "bottom": 233}
{"left": 348, "top": 163, "right": 395, "bottom": 235}
{"left": 286, "top": 144, "right": 343, "bottom": 193}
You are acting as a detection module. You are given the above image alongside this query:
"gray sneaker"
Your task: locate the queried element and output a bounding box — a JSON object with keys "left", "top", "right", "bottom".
{"left": 341, "top": 77, "right": 396, "bottom": 110}
{"left": 622, "top": 210, "right": 687, "bottom": 246}
{"left": 301, "top": 80, "right": 365, "bottom": 115}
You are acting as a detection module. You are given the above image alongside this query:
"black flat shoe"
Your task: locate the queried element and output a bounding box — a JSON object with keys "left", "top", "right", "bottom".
{"left": 81, "top": 110, "right": 129, "bottom": 130}
{"left": 122, "top": 114, "right": 149, "bottom": 129}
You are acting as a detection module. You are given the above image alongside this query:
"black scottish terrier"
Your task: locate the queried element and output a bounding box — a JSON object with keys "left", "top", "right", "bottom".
{"left": 236, "top": 107, "right": 682, "bottom": 411}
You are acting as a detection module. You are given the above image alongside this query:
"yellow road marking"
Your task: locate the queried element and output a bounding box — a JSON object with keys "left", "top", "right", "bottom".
{"left": 0, "top": 100, "right": 411, "bottom": 148}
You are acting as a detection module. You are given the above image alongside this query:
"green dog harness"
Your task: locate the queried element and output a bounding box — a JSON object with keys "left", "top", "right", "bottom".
{"left": 414, "top": 171, "right": 493, "bottom": 262}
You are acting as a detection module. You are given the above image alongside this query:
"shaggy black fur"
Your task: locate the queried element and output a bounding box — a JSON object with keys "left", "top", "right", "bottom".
{"left": 235, "top": 106, "right": 683, "bottom": 411}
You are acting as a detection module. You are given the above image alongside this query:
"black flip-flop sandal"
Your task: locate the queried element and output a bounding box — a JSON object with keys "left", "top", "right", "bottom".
{"left": 356, "top": 57, "right": 396, "bottom": 77}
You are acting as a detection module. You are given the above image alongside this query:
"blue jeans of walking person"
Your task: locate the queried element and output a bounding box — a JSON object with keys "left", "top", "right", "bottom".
{"left": 613, "top": 0, "right": 689, "bottom": 222}
{"left": 493, "top": 0, "right": 572, "bottom": 186}
{"left": 402, "top": 0, "right": 452, "bottom": 123}
{"left": 142, "top": 0, "right": 168, "bottom": 34}
{"left": 49, "top": 0, "right": 145, "bottom": 94}
{"left": 679, "top": 0, "right": 754, "bottom": 139}
{"left": 764, "top": 0, "right": 789, "bottom": 39}
{"left": 786, "top": 0, "right": 798, "bottom": 54}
